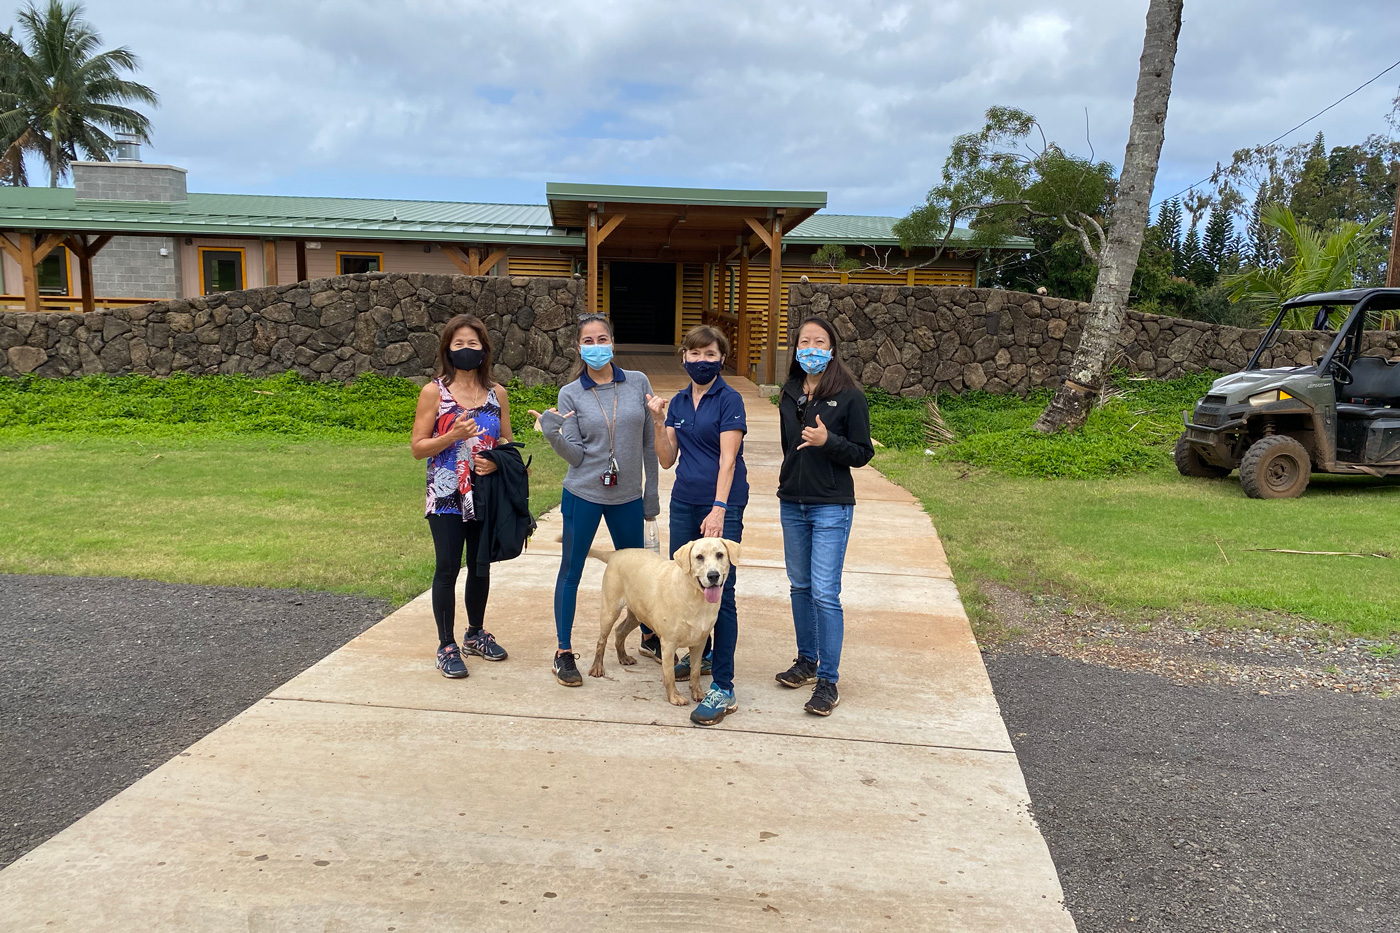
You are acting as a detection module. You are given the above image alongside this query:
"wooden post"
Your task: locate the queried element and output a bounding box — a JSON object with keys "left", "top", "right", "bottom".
{"left": 19, "top": 232, "right": 37, "bottom": 312}
{"left": 295, "top": 240, "right": 308, "bottom": 282}
{"left": 263, "top": 239, "right": 278, "bottom": 287}
{"left": 467, "top": 246, "right": 481, "bottom": 276}
{"left": 76, "top": 237, "right": 95, "bottom": 313}
{"left": 1386, "top": 161, "right": 1400, "bottom": 290}
{"left": 586, "top": 207, "right": 599, "bottom": 316}
{"left": 765, "top": 215, "right": 783, "bottom": 385}
{"left": 738, "top": 245, "right": 750, "bottom": 377}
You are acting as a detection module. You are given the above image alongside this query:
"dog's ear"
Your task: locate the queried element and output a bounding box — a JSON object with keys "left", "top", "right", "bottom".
{"left": 722, "top": 538, "right": 741, "bottom": 566}
{"left": 672, "top": 540, "right": 695, "bottom": 570}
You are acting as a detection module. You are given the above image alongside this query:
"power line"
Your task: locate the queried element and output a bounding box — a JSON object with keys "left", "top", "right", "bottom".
{"left": 1150, "top": 55, "right": 1400, "bottom": 209}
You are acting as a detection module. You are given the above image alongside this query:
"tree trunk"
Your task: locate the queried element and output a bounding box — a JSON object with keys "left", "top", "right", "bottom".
{"left": 1034, "top": 0, "right": 1184, "bottom": 433}
{"left": 49, "top": 129, "right": 59, "bottom": 188}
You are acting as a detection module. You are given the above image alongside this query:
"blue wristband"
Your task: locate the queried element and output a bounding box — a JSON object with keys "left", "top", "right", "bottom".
{"left": 713, "top": 500, "right": 727, "bottom": 510}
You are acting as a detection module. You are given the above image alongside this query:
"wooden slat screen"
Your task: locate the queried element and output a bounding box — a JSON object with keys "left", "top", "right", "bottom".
{"left": 680, "top": 263, "right": 705, "bottom": 333}
{"left": 505, "top": 256, "right": 572, "bottom": 277}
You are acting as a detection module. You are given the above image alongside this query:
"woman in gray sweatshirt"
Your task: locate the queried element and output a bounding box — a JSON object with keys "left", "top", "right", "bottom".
{"left": 529, "top": 314, "right": 660, "bottom": 686}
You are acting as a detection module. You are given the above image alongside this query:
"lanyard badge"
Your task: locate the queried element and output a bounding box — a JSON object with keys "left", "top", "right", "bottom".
{"left": 592, "top": 387, "right": 620, "bottom": 487}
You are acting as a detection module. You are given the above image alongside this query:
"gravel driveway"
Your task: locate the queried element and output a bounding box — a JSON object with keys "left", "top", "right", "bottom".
{"left": 0, "top": 574, "right": 387, "bottom": 869}
{"left": 985, "top": 650, "right": 1400, "bottom": 933}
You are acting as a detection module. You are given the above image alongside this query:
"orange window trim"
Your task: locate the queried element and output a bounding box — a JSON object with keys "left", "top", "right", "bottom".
{"left": 197, "top": 246, "right": 247, "bottom": 295}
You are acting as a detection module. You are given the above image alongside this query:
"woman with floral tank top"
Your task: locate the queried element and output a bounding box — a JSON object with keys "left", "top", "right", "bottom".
{"left": 411, "top": 314, "right": 514, "bottom": 679}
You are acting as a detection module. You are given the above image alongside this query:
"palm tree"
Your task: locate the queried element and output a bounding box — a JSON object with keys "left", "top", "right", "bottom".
{"left": 1224, "top": 204, "right": 1387, "bottom": 328}
{"left": 1034, "top": 0, "right": 1185, "bottom": 433}
{"left": 0, "top": 0, "right": 157, "bottom": 187}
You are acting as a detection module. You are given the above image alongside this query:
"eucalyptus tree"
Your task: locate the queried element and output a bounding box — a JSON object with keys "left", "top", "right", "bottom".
{"left": 0, "top": 0, "right": 157, "bottom": 187}
{"left": 1034, "top": 0, "right": 1184, "bottom": 434}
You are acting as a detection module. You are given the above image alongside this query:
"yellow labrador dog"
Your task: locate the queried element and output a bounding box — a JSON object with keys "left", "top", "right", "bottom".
{"left": 587, "top": 538, "right": 740, "bottom": 706}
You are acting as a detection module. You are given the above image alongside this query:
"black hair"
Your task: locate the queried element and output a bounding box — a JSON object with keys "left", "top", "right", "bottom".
{"left": 786, "top": 315, "right": 858, "bottom": 399}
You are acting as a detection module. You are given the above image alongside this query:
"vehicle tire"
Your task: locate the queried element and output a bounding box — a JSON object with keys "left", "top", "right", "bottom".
{"left": 1174, "top": 433, "right": 1231, "bottom": 478}
{"left": 1239, "top": 435, "right": 1311, "bottom": 499}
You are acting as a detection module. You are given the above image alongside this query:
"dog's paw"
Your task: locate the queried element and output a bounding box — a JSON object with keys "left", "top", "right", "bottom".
{"left": 667, "top": 693, "right": 690, "bottom": 707}
{"left": 588, "top": 663, "right": 605, "bottom": 678}
{"left": 690, "top": 687, "right": 706, "bottom": 702}
{"left": 618, "top": 653, "right": 637, "bottom": 666}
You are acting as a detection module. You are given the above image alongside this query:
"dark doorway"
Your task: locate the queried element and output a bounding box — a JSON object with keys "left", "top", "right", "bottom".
{"left": 609, "top": 262, "right": 676, "bottom": 344}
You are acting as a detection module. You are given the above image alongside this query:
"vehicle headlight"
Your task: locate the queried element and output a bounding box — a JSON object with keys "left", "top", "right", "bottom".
{"left": 1248, "top": 389, "right": 1293, "bottom": 406}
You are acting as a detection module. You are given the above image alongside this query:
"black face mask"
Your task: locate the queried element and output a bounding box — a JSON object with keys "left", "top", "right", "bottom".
{"left": 449, "top": 347, "right": 484, "bottom": 372}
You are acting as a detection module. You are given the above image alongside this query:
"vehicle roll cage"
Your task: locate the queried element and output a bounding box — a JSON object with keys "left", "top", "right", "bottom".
{"left": 1245, "top": 288, "right": 1400, "bottom": 375}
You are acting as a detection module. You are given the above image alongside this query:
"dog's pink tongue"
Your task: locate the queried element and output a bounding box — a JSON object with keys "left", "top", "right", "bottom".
{"left": 703, "top": 585, "right": 722, "bottom": 603}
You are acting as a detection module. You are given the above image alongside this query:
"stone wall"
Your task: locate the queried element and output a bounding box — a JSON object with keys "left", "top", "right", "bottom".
{"left": 788, "top": 283, "right": 1400, "bottom": 397}
{"left": 1, "top": 272, "right": 584, "bottom": 384}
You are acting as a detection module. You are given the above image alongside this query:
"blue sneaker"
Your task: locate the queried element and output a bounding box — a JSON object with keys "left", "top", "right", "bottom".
{"left": 435, "top": 644, "right": 468, "bottom": 679}
{"left": 690, "top": 684, "right": 736, "bottom": 726}
{"left": 673, "top": 652, "right": 713, "bottom": 682}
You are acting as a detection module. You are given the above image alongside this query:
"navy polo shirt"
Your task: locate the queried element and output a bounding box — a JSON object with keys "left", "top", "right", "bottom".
{"left": 665, "top": 375, "right": 749, "bottom": 508}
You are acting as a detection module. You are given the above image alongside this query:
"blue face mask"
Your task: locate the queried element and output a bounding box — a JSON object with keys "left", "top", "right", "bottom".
{"left": 796, "top": 347, "right": 833, "bottom": 374}
{"left": 683, "top": 358, "right": 723, "bottom": 385}
{"left": 580, "top": 344, "right": 614, "bottom": 370}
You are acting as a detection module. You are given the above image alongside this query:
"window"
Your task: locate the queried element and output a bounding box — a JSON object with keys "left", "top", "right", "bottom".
{"left": 37, "top": 247, "right": 70, "bottom": 295}
{"left": 200, "top": 248, "right": 245, "bottom": 294}
{"left": 337, "top": 252, "right": 382, "bottom": 275}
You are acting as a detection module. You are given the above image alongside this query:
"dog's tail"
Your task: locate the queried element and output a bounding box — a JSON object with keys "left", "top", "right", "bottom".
{"left": 586, "top": 548, "right": 613, "bottom": 564}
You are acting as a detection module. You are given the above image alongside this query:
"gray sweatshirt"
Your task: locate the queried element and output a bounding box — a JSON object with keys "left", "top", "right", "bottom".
{"left": 538, "top": 368, "right": 660, "bottom": 518}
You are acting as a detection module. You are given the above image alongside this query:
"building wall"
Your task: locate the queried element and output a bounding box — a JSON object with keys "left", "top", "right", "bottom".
{"left": 92, "top": 236, "right": 181, "bottom": 299}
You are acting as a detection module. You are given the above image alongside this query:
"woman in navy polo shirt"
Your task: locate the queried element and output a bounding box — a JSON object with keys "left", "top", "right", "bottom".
{"left": 646, "top": 324, "right": 748, "bottom": 726}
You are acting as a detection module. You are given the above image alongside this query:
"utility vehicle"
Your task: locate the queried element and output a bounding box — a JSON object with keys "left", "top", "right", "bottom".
{"left": 1176, "top": 287, "right": 1400, "bottom": 498}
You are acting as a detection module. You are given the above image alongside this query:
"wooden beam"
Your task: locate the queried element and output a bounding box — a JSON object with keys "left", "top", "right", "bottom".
{"left": 596, "top": 213, "right": 627, "bottom": 246}
{"left": 467, "top": 246, "right": 481, "bottom": 275}
{"left": 440, "top": 244, "right": 473, "bottom": 276}
{"left": 19, "top": 232, "right": 37, "bottom": 312}
{"left": 32, "top": 232, "right": 65, "bottom": 264}
{"left": 263, "top": 239, "right": 278, "bottom": 287}
{"left": 765, "top": 216, "right": 783, "bottom": 385}
{"left": 744, "top": 217, "right": 773, "bottom": 250}
{"left": 479, "top": 248, "right": 507, "bottom": 275}
{"left": 0, "top": 232, "right": 22, "bottom": 263}
{"left": 64, "top": 235, "right": 97, "bottom": 314}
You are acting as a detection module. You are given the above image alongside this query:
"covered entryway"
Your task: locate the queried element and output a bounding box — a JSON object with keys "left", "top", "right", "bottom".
{"left": 608, "top": 261, "right": 675, "bottom": 345}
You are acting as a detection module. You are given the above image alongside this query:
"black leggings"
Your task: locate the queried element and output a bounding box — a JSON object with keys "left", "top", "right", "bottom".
{"left": 427, "top": 514, "right": 490, "bottom": 648}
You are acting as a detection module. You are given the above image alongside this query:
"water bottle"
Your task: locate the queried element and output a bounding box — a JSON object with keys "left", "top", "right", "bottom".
{"left": 644, "top": 518, "right": 660, "bottom": 554}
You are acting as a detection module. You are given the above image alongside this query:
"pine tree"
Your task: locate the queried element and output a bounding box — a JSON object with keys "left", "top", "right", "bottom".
{"left": 1182, "top": 221, "right": 1212, "bottom": 287}
{"left": 1201, "top": 208, "right": 1231, "bottom": 285}
{"left": 1247, "top": 187, "right": 1277, "bottom": 268}
{"left": 1155, "top": 199, "right": 1183, "bottom": 276}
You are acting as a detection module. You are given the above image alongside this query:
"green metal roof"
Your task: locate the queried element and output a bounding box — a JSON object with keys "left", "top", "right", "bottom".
{"left": 545, "top": 182, "right": 827, "bottom": 210}
{"left": 786, "top": 213, "right": 1033, "bottom": 250}
{"left": 0, "top": 186, "right": 1033, "bottom": 251}
{"left": 0, "top": 187, "right": 578, "bottom": 245}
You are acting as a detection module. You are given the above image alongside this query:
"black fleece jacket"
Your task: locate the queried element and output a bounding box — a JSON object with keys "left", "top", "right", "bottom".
{"left": 777, "top": 381, "right": 875, "bottom": 504}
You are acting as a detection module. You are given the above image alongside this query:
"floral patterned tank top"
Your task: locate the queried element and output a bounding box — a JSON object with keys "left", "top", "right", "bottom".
{"left": 425, "top": 379, "right": 501, "bottom": 521}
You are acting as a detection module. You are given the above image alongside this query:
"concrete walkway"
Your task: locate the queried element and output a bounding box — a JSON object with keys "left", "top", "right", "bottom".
{"left": 0, "top": 375, "right": 1074, "bottom": 932}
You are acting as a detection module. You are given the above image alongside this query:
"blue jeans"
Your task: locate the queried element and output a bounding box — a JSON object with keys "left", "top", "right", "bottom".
{"left": 780, "top": 500, "right": 854, "bottom": 683}
{"left": 555, "top": 489, "right": 644, "bottom": 650}
{"left": 669, "top": 500, "right": 745, "bottom": 692}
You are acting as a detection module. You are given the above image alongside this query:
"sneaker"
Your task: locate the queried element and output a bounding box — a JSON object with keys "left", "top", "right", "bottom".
{"left": 775, "top": 656, "right": 818, "bottom": 689}
{"left": 673, "top": 652, "right": 713, "bottom": 682}
{"left": 691, "top": 684, "right": 737, "bottom": 726}
{"left": 638, "top": 633, "right": 663, "bottom": 663}
{"left": 435, "top": 644, "right": 468, "bottom": 679}
{"left": 804, "top": 678, "right": 840, "bottom": 716}
{"left": 553, "top": 651, "right": 582, "bottom": 687}
{"left": 463, "top": 630, "right": 508, "bottom": 662}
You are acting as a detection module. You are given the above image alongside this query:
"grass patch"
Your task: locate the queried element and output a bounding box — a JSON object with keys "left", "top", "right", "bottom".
{"left": 877, "top": 451, "right": 1400, "bottom": 639}
{"left": 0, "top": 373, "right": 567, "bottom": 604}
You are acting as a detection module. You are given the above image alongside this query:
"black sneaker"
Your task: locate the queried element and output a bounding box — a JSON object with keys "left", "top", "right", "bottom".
{"left": 804, "top": 678, "right": 840, "bottom": 716}
{"left": 463, "top": 630, "right": 508, "bottom": 662}
{"left": 638, "top": 633, "right": 663, "bottom": 663}
{"left": 435, "top": 644, "right": 468, "bottom": 679}
{"left": 553, "top": 651, "right": 582, "bottom": 687}
{"left": 775, "top": 657, "right": 818, "bottom": 689}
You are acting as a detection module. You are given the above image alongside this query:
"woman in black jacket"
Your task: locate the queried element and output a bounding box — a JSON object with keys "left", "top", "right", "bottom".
{"left": 773, "top": 316, "right": 874, "bottom": 716}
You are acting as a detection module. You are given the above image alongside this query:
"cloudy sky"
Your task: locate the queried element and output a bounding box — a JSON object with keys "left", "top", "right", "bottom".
{"left": 49, "top": 0, "right": 1400, "bottom": 218}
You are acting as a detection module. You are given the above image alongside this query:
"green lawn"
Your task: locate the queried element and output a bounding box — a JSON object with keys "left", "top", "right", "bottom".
{"left": 877, "top": 451, "right": 1400, "bottom": 639}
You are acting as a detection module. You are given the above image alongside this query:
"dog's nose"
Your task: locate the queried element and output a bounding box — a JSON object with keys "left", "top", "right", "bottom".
{"left": 707, "top": 571, "right": 721, "bottom": 586}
